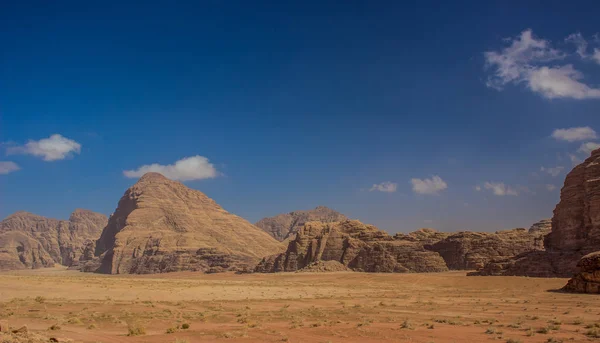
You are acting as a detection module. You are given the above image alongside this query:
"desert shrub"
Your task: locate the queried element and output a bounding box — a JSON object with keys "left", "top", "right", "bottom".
{"left": 537, "top": 327, "right": 549, "bottom": 334}
{"left": 400, "top": 320, "right": 413, "bottom": 330}
{"left": 48, "top": 324, "right": 61, "bottom": 331}
{"left": 506, "top": 339, "right": 522, "bottom": 343}
{"left": 485, "top": 327, "right": 496, "bottom": 334}
{"left": 127, "top": 323, "right": 146, "bottom": 336}
{"left": 166, "top": 327, "right": 177, "bottom": 334}
{"left": 181, "top": 323, "right": 190, "bottom": 329}
{"left": 587, "top": 328, "right": 600, "bottom": 338}
{"left": 34, "top": 296, "right": 46, "bottom": 303}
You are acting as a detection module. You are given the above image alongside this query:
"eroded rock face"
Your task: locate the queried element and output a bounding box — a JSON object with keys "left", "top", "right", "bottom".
{"left": 425, "top": 228, "right": 548, "bottom": 270}
{"left": 0, "top": 231, "right": 55, "bottom": 270}
{"left": 92, "top": 172, "right": 283, "bottom": 274}
{"left": 0, "top": 210, "right": 107, "bottom": 270}
{"left": 563, "top": 252, "right": 600, "bottom": 293}
{"left": 473, "top": 149, "right": 600, "bottom": 277}
{"left": 255, "top": 220, "right": 448, "bottom": 273}
{"left": 255, "top": 206, "right": 347, "bottom": 241}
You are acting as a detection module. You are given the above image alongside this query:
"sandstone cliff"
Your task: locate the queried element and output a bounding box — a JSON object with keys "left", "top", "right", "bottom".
{"left": 255, "top": 220, "right": 448, "bottom": 273}
{"left": 255, "top": 206, "right": 347, "bottom": 241}
{"left": 0, "top": 210, "right": 107, "bottom": 270}
{"left": 473, "top": 148, "right": 600, "bottom": 277}
{"left": 92, "top": 172, "right": 283, "bottom": 274}
{"left": 425, "top": 227, "right": 548, "bottom": 270}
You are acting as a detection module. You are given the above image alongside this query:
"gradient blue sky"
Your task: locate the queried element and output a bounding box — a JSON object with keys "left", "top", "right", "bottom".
{"left": 1, "top": 1, "right": 600, "bottom": 233}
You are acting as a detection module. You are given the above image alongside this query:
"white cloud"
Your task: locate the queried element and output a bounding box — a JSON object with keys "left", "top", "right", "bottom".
{"left": 123, "top": 155, "right": 219, "bottom": 181}
{"left": 475, "top": 186, "right": 482, "bottom": 191}
{"left": 6, "top": 134, "right": 81, "bottom": 161}
{"left": 540, "top": 166, "right": 564, "bottom": 177}
{"left": 369, "top": 181, "right": 397, "bottom": 193}
{"left": 483, "top": 182, "right": 518, "bottom": 196}
{"left": 484, "top": 29, "right": 600, "bottom": 99}
{"left": 528, "top": 65, "right": 600, "bottom": 99}
{"left": 545, "top": 184, "right": 557, "bottom": 191}
{"left": 551, "top": 127, "right": 597, "bottom": 142}
{"left": 411, "top": 176, "right": 447, "bottom": 195}
{"left": 578, "top": 142, "right": 600, "bottom": 155}
{"left": 0, "top": 161, "right": 20, "bottom": 175}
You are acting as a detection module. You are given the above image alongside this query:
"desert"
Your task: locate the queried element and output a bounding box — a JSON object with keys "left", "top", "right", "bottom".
{"left": 3, "top": 4, "right": 600, "bottom": 342}
{"left": 2, "top": 268, "right": 600, "bottom": 343}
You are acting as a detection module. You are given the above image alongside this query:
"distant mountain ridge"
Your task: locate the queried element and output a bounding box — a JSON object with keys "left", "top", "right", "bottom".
{"left": 0, "top": 209, "right": 107, "bottom": 270}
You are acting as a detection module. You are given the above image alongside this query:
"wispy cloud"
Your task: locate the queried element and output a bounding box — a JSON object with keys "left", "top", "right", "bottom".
{"left": 483, "top": 182, "right": 519, "bottom": 196}
{"left": 540, "top": 166, "right": 564, "bottom": 177}
{"left": 545, "top": 184, "right": 557, "bottom": 191}
{"left": 578, "top": 142, "right": 600, "bottom": 155}
{"left": 411, "top": 176, "right": 447, "bottom": 195}
{"left": 369, "top": 181, "right": 397, "bottom": 193}
{"left": 552, "top": 127, "right": 597, "bottom": 142}
{"left": 124, "top": 155, "right": 219, "bottom": 181}
{"left": 0, "top": 161, "right": 20, "bottom": 175}
{"left": 484, "top": 29, "right": 600, "bottom": 99}
{"left": 6, "top": 134, "right": 81, "bottom": 161}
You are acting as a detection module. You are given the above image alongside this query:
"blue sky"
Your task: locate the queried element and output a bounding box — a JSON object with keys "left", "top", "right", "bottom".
{"left": 1, "top": 1, "right": 600, "bottom": 233}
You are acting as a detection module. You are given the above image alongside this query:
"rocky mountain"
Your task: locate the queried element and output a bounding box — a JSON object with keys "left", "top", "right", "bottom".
{"left": 424, "top": 226, "right": 548, "bottom": 270}
{"left": 0, "top": 210, "right": 107, "bottom": 270}
{"left": 91, "top": 172, "right": 283, "bottom": 274}
{"left": 255, "top": 206, "right": 347, "bottom": 241}
{"left": 472, "top": 148, "right": 600, "bottom": 278}
{"left": 255, "top": 220, "right": 448, "bottom": 273}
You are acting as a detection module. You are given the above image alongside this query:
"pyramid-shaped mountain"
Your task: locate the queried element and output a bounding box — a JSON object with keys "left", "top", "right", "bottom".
{"left": 93, "top": 172, "right": 283, "bottom": 274}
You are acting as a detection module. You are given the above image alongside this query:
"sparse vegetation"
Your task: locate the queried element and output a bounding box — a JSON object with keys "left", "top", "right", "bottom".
{"left": 400, "top": 320, "right": 413, "bottom": 330}
{"left": 127, "top": 323, "right": 146, "bottom": 336}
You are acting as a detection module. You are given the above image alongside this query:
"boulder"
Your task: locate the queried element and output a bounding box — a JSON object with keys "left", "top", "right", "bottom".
{"left": 563, "top": 252, "right": 600, "bottom": 293}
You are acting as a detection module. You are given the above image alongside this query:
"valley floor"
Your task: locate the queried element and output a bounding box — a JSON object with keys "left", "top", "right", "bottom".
{"left": 0, "top": 268, "right": 598, "bottom": 343}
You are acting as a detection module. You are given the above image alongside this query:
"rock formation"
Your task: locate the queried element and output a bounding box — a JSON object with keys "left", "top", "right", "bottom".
{"left": 255, "top": 206, "right": 347, "bottom": 241}
{"left": 472, "top": 148, "right": 600, "bottom": 277}
{"left": 424, "top": 227, "right": 548, "bottom": 270}
{"left": 92, "top": 172, "right": 282, "bottom": 274}
{"left": 0, "top": 210, "right": 107, "bottom": 270}
{"left": 0, "top": 231, "right": 55, "bottom": 270}
{"left": 255, "top": 220, "right": 448, "bottom": 273}
{"left": 563, "top": 252, "right": 600, "bottom": 293}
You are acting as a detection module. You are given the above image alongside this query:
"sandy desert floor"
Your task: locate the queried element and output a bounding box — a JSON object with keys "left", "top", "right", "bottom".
{"left": 0, "top": 268, "right": 599, "bottom": 343}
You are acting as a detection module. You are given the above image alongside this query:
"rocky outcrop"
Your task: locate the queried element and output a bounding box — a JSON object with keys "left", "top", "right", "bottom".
{"left": 473, "top": 148, "right": 600, "bottom": 277}
{"left": 425, "top": 228, "right": 548, "bottom": 270}
{"left": 0, "top": 231, "right": 55, "bottom": 270}
{"left": 563, "top": 252, "right": 600, "bottom": 293}
{"left": 92, "top": 172, "right": 283, "bottom": 274}
{"left": 0, "top": 210, "right": 107, "bottom": 270}
{"left": 255, "top": 206, "right": 347, "bottom": 241}
{"left": 255, "top": 220, "right": 448, "bottom": 273}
